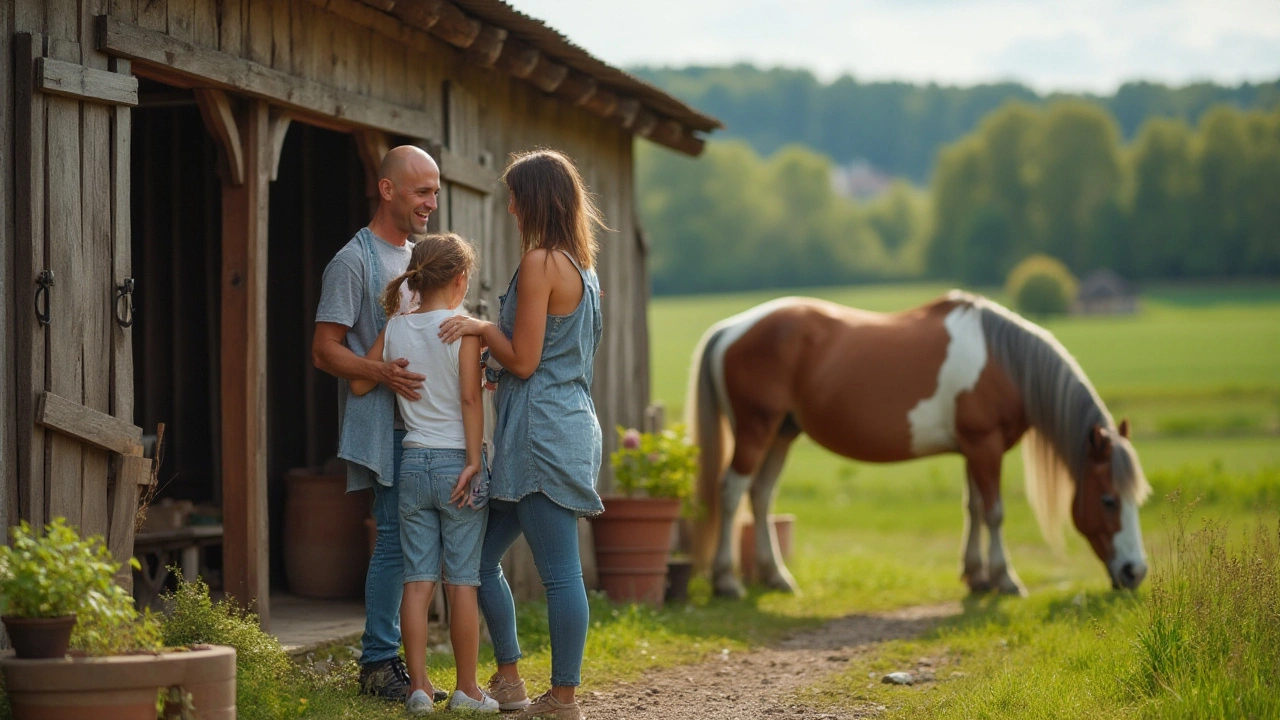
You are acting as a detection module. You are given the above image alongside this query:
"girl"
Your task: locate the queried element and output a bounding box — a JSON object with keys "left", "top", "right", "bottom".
{"left": 438, "top": 149, "right": 607, "bottom": 720}
{"left": 352, "top": 232, "right": 498, "bottom": 715}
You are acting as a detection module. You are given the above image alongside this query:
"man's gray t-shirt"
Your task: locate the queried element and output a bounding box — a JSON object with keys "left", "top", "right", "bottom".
{"left": 316, "top": 230, "right": 413, "bottom": 329}
{"left": 317, "top": 229, "right": 414, "bottom": 433}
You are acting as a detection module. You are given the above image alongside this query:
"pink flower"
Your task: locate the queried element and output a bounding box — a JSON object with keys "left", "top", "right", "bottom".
{"left": 622, "top": 428, "right": 642, "bottom": 450}
{"left": 647, "top": 453, "right": 661, "bottom": 464}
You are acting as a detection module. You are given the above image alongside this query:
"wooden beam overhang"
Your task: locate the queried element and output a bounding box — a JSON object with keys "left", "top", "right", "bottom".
{"left": 343, "top": 0, "right": 710, "bottom": 155}
{"left": 97, "top": 16, "right": 441, "bottom": 141}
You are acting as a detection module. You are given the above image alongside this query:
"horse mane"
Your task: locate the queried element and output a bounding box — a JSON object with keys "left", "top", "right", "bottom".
{"left": 949, "top": 291, "right": 1151, "bottom": 549}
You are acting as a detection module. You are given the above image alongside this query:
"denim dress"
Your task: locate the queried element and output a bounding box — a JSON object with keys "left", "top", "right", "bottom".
{"left": 489, "top": 250, "right": 605, "bottom": 517}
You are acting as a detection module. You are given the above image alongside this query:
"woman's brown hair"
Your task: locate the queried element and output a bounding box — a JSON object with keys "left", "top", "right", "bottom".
{"left": 381, "top": 232, "right": 477, "bottom": 319}
{"left": 502, "top": 149, "right": 608, "bottom": 268}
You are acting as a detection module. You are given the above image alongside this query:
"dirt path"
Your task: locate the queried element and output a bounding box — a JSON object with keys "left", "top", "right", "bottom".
{"left": 582, "top": 603, "right": 961, "bottom": 720}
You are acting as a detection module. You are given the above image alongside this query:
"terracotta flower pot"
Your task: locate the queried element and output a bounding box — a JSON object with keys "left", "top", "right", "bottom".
{"left": 0, "top": 644, "right": 236, "bottom": 720}
{"left": 591, "top": 497, "right": 681, "bottom": 607}
{"left": 1, "top": 615, "right": 76, "bottom": 660}
{"left": 739, "top": 514, "right": 796, "bottom": 583}
{"left": 284, "top": 468, "right": 370, "bottom": 599}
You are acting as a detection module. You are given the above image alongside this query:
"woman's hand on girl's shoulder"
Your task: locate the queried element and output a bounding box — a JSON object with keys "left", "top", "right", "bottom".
{"left": 438, "top": 314, "right": 489, "bottom": 344}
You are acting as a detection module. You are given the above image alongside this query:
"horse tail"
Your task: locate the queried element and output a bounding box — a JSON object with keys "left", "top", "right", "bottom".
{"left": 1022, "top": 427, "right": 1072, "bottom": 555}
{"left": 687, "top": 324, "right": 729, "bottom": 574}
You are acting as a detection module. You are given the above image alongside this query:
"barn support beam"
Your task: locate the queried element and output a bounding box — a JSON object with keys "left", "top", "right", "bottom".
{"left": 216, "top": 98, "right": 271, "bottom": 626}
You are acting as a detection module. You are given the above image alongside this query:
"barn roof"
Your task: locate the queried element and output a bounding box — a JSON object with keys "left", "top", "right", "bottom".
{"left": 358, "top": 0, "right": 722, "bottom": 155}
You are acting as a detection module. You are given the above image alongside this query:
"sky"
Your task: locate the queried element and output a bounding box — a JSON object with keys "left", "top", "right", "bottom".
{"left": 512, "top": 0, "right": 1280, "bottom": 94}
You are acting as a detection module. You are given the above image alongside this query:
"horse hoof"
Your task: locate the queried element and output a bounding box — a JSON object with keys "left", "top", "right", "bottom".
{"left": 966, "top": 579, "right": 993, "bottom": 595}
{"left": 762, "top": 571, "right": 800, "bottom": 594}
{"left": 713, "top": 576, "right": 746, "bottom": 599}
{"left": 997, "top": 581, "right": 1028, "bottom": 597}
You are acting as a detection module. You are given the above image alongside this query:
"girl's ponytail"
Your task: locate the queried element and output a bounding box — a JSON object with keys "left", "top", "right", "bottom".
{"left": 381, "top": 272, "right": 410, "bottom": 319}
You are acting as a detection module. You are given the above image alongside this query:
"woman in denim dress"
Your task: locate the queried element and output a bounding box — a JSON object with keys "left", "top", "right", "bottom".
{"left": 439, "top": 149, "right": 606, "bottom": 720}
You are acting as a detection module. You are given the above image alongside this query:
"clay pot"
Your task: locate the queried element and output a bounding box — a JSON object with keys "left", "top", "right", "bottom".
{"left": 591, "top": 497, "right": 681, "bottom": 607}
{"left": 0, "top": 644, "right": 236, "bottom": 720}
{"left": 284, "top": 469, "right": 370, "bottom": 599}
{"left": 739, "top": 514, "right": 796, "bottom": 583}
{"left": 1, "top": 616, "right": 76, "bottom": 660}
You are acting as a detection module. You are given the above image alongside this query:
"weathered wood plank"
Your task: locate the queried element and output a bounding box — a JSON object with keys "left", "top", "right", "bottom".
{"left": 1, "top": 0, "right": 16, "bottom": 535}
{"left": 109, "top": 0, "right": 139, "bottom": 24}
{"left": 107, "top": 454, "right": 152, "bottom": 588}
{"left": 221, "top": 99, "right": 271, "bottom": 623}
{"left": 99, "top": 17, "right": 440, "bottom": 139}
{"left": 45, "top": 92, "right": 86, "bottom": 527}
{"left": 82, "top": 0, "right": 111, "bottom": 70}
{"left": 191, "top": 0, "right": 217, "bottom": 47}
{"left": 137, "top": 0, "right": 167, "bottom": 32}
{"left": 271, "top": 0, "right": 291, "bottom": 72}
{"left": 218, "top": 0, "right": 243, "bottom": 55}
{"left": 166, "top": 0, "right": 193, "bottom": 43}
{"left": 110, "top": 56, "right": 135, "bottom": 427}
{"left": 46, "top": 0, "right": 78, "bottom": 46}
{"left": 37, "top": 392, "right": 145, "bottom": 456}
{"left": 246, "top": 0, "right": 271, "bottom": 66}
{"left": 35, "top": 57, "right": 139, "bottom": 105}
{"left": 14, "top": 33, "right": 48, "bottom": 526}
{"left": 438, "top": 147, "right": 497, "bottom": 195}
{"left": 80, "top": 67, "right": 116, "bottom": 539}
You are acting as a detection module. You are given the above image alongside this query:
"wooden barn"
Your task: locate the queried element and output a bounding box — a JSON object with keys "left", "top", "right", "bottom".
{"left": 0, "top": 0, "right": 720, "bottom": 628}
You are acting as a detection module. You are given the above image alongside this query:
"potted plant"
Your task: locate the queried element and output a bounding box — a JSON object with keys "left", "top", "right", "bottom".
{"left": 0, "top": 519, "right": 237, "bottom": 720}
{"left": 592, "top": 425, "right": 698, "bottom": 606}
{"left": 0, "top": 518, "right": 133, "bottom": 659}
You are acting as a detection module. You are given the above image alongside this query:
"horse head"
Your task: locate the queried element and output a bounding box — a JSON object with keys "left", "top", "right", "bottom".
{"left": 1072, "top": 419, "right": 1150, "bottom": 590}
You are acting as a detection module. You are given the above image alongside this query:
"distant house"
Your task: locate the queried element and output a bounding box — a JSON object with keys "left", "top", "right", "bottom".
{"left": 1074, "top": 269, "right": 1138, "bottom": 315}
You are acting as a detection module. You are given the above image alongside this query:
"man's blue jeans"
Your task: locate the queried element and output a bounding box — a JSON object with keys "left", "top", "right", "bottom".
{"left": 360, "top": 430, "right": 405, "bottom": 664}
{"left": 477, "top": 493, "right": 589, "bottom": 687}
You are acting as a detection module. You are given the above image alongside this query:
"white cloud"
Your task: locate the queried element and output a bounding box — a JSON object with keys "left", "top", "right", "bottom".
{"left": 512, "top": 0, "right": 1280, "bottom": 92}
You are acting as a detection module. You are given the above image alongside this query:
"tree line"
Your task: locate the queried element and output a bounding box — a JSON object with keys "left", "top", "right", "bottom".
{"left": 632, "top": 64, "right": 1280, "bottom": 182}
{"left": 930, "top": 101, "right": 1280, "bottom": 284}
{"left": 636, "top": 100, "right": 1280, "bottom": 294}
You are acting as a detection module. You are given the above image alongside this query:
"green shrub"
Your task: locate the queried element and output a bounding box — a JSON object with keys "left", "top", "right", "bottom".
{"left": 1005, "top": 254, "right": 1078, "bottom": 316}
{"left": 160, "top": 572, "right": 303, "bottom": 720}
{"left": 0, "top": 518, "right": 160, "bottom": 655}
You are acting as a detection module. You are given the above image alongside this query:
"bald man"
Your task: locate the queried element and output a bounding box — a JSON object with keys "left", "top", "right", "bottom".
{"left": 313, "top": 145, "right": 442, "bottom": 701}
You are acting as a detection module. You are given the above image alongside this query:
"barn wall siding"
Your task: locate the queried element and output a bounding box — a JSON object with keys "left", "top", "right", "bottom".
{"left": 8, "top": 0, "right": 655, "bottom": 607}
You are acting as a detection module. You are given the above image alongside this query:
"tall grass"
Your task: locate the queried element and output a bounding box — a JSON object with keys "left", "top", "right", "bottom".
{"left": 1137, "top": 500, "right": 1280, "bottom": 718}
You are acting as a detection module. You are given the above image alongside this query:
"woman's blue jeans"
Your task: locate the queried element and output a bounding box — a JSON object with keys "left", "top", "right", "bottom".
{"left": 477, "top": 493, "right": 588, "bottom": 687}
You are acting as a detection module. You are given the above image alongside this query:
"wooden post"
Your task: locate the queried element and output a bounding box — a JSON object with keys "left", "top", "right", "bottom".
{"left": 219, "top": 98, "right": 271, "bottom": 627}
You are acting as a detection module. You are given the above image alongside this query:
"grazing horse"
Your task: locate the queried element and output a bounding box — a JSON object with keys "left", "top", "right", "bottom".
{"left": 687, "top": 291, "right": 1151, "bottom": 598}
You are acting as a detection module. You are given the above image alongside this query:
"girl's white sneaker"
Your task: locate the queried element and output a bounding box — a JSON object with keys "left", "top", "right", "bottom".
{"left": 449, "top": 688, "right": 500, "bottom": 713}
{"left": 406, "top": 689, "right": 435, "bottom": 715}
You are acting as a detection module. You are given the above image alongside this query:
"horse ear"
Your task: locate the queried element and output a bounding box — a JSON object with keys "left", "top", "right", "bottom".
{"left": 1089, "top": 425, "right": 1110, "bottom": 458}
{"left": 1119, "top": 418, "right": 1130, "bottom": 439}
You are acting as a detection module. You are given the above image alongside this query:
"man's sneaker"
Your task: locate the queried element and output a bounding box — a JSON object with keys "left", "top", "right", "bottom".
{"left": 516, "top": 691, "right": 584, "bottom": 720}
{"left": 359, "top": 657, "right": 411, "bottom": 700}
{"left": 448, "top": 688, "right": 500, "bottom": 713}
{"left": 406, "top": 689, "right": 435, "bottom": 715}
{"left": 486, "top": 672, "right": 532, "bottom": 710}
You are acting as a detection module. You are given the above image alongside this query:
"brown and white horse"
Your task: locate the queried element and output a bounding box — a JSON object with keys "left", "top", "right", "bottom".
{"left": 687, "top": 291, "right": 1151, "bottom": 598}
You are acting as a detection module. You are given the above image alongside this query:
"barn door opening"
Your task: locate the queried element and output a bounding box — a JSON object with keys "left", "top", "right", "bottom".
{"left": 266, "top": 123, "right": 368, "bottom": 592}
{"left": 129, "top": 78, "right": 225, "bottom": 602}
